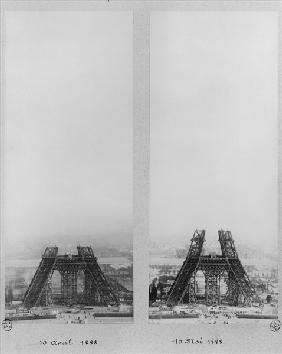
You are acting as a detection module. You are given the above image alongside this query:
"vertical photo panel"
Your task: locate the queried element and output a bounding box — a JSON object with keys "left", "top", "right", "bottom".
{"left": 149, "top": 12, "right": 278, "bottom": 325}
{"left": 3, "top": 11, "right": 133, "bottom": 326}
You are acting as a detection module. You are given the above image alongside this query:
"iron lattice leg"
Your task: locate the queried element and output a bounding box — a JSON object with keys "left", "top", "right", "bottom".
{"left": 23, "top": 247, "right": 58, "bottom": 308}
{"left": 61, "top": 269, "right": 78, "bottom": 305}
{"left": 188, "top": 273, "right": 197, "bottom": 303}
{"left": 166, "top": 230, "right": 205, "bottom": 306}
{"left": 205, "top": 271, "right": 220, "bottom": 306}
{"left": 226, "top": 271, "right": 239, "bottom": 306}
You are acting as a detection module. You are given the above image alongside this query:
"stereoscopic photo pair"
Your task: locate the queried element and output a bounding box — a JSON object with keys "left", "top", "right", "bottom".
{"left": 1, "top": 4, "right": 280, "bottom": 354}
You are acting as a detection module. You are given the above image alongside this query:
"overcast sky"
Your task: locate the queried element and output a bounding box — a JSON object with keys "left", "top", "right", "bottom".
{"left": 150, "top": 12, "right": 278, "bottom": 252}
{"left": 4, "top": 12, "right": 132, "bottom": 250}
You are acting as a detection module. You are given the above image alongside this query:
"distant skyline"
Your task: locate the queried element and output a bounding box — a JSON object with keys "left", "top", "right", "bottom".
{"left": 150, "top": 12, "right": 278, "bottom": 253}
{"left": 3, "top": 12, "right": 132, "bottom": 249}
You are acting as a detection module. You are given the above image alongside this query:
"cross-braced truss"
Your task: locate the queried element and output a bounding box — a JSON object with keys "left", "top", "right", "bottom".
{"left": 166, "top": 230, "right": 254, "bottom": 307}
{"left": 166, "top": 230, "right": 205, "bottom": 305}
{"left": 23, "top": 246, "right": 120, "bottom": 308}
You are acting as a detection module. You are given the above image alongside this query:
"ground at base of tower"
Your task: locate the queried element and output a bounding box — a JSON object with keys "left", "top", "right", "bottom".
{"left": 149, "top": 302, "right": 278, "bottom": 320}
{"left": 5, "top": 304, "right": 133, "bottom": 323}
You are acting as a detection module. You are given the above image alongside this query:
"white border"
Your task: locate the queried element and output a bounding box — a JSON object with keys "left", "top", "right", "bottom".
{"left": 1, "top": 1, "right": 281, "bottom": 353}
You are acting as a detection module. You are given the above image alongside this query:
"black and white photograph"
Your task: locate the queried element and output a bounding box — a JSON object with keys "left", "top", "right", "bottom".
{"left": 1, "top": 1, "right": 281, "bottom": 354}
{"left": 2, "top": 9, "right": 133, "bottom": 336}
{"left": 149, "top": 11, "right": 279, "bottom": 330}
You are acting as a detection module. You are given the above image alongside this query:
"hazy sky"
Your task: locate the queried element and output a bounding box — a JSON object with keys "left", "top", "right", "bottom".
{"left": 4, "top": 12, "right": 132, "bottom": 249}
{"left": 150, "top": 12, "right": 278, "bottom": 252}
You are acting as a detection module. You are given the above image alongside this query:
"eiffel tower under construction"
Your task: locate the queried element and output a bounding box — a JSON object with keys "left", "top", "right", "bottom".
{"left": 166, "top": 230, "right": 255, "bottom": 307}
{"left": 23, "top": 246, "right": 120, "bottom": 308}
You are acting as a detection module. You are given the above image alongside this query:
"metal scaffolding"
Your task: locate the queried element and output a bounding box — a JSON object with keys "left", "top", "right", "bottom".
{"left": 23, "top": 246, "right": 119, "bottom": 308}
{"left": 166, "top": 230, "right": 254, "bottom": 307}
